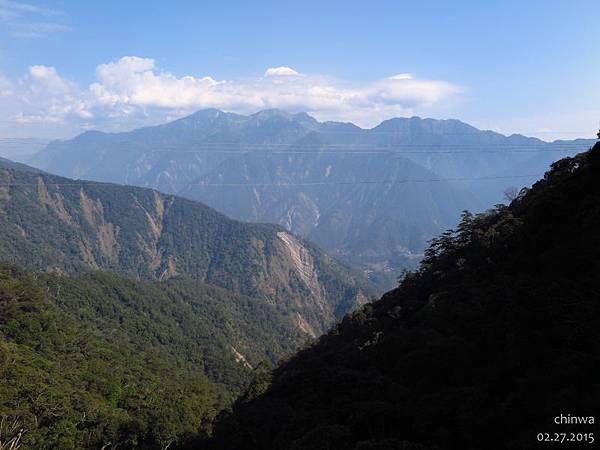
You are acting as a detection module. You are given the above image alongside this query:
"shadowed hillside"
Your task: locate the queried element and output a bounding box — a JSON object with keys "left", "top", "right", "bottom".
{"left": 206, "top": 143, "right": 600, "bottom": 450}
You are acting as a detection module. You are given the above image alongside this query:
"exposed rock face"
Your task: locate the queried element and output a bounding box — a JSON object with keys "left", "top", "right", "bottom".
{"left": 31, "top": 110, "right": 592, "bottom": 290}
{"left": 231, "top": 346, "right": 253, "bottom": 370}
{"left": 79, "top": 190, "right": 120, "bottom": 261}
{"left": 294, "top": 312, "right": 317, "bottom": 338}
{"left": 277, "top": 231, "right": 326, "bottom": 306}
{"left": 37, "top": 178, "right": 76, "bottom": 226}
{"left": 0, "top": 160, "right": 375, "bottom": 336}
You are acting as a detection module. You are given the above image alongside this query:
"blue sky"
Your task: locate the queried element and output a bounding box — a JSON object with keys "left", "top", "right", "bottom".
{"left": 0, "top": 0, "right": 598, "bottom": 140}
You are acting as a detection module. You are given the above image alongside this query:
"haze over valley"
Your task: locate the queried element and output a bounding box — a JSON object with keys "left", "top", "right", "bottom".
{"left": 28, "top": 110, "right": 594, "bottom": 288}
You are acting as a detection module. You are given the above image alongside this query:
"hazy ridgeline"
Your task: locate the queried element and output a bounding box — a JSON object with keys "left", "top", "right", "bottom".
{"left": 30, "top": 110, "right": 593, "bottom": 289}
{"left": 0, "top": 117, "right": 596, "bottom": 449}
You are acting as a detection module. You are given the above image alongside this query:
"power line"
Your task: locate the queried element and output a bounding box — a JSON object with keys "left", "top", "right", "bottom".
{"left": 0, "top": 137, "right": 51, "bottom": 141}
{"left": 0, "top": 143, "right": 590, "bottom": 156}
{"left": 0, "top": 127, "right": 594, "bottom": 136}
{"left": 136, "top": 148, "right": 584, "bottom": 155}
{"left": 0, "top": 135, "right": 596, "bottom": 144}
{"left": 0, "top": 173, "right": 544, "bottom": 189}
{"left": 177, "top": 174, "right": 544, "bottom": 187}
{"left": 2, "top": 140, "right": 587, "bottom": 147}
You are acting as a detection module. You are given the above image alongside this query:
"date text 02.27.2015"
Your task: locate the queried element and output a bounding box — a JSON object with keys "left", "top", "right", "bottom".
{"left": 536, "top": 433, "right": 594, "bottom": 444}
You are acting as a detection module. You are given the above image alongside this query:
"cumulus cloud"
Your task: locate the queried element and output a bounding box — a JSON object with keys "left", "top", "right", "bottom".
{"left": 83, "top": 57, "right": 461, "bottom": 126}
{"left": 0, "top": 56, "right": 463, "bottom": 136}
{"left": 265, "top": 66, "right": 301, "bottom": 77}
{"left": 29, "top": 65, "right": 73, "bottom": 93}
{"left": 90, "top": 56, "right": 222, "bottom": 110}
{"left": 3, "top": 65, "right": 91, "bottom": 127}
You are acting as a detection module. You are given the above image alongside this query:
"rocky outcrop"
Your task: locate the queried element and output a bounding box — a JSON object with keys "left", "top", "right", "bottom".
{"left": 0, "top": 159, "right": 375, "bottom": 340}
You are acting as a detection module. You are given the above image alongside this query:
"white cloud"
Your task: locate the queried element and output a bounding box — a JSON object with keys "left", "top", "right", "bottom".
{"left": 90, "top": 56, "right": 222, "bottom": 110}
{"left": 84, "top": 56, "right": 461, "bottom": 127}
{"left": 29, "top": 65, "right": 73, "bottom": 93}
{"left": 265, "top": 66, "right": 301, "bottom": 77}
{"left": 0, "top": 56, "right": 463, "bottom": 136}
{"left": 389, "top": 73, "right": 413, "bottom": 80}
{"left": 2, "top": 65, "right": 92, "bottom": 127}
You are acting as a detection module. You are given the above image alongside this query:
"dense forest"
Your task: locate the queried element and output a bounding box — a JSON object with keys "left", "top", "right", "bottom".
{"left": 206, "top": 143, "right": 600, "bottom": 449}
{"left": 2, "top": 141, "right": 597, "bottom": 450}
{"left": 0, "top": 159, "right": 374, "bottom": 336}
{"left": 0, "top": 264, "right": 308, "bottom": 449}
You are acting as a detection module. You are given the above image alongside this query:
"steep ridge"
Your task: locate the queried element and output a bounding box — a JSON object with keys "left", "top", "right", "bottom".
{"left": 0, "top": 159, "right": 373, "bottom": 335}
{"left": 31, "top": 110, "right": 591, "bottom": 289}
{"left": 366, "top": 117, "right": 595, "bottom": 204}
{"left": 30, "top": 109, "right": 320, "bottom": 195}
{"left": 30, "top": 110, "right": 244, "bottom": 194}
{"left": 206, "top": 143, "right": 600, "bottom": 450}
{"left": 182, "top": 148, "right": 480, "bottom": 283}
{"left": 0, "top": 263, "right": 306, "bottom": 448}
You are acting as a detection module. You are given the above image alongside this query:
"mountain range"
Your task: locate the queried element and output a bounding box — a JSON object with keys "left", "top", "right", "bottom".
{"left": 206, "top": 142, "right": 600, "bottom": 450}
{"left": 30, "top": 110, "right": 593, "bottom": 288}
{"left": 0, "top": 154, "right": 375, "bottom": 448}
{"left": 0, "top": 158, "right": 372, "bottom": 337}
{"left": 1, "top": 129, "right": 597, "bottom": 449}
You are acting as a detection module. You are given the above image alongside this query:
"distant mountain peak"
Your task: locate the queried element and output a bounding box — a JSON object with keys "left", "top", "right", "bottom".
{"left": 250, "top": 108, "right": 293, "bottom": 121}
{"left": 77, "top": 130, "right": 107, "bottom": 138}
{"left": 372, "top": 115, "right": 478, "bottom": 133}
{"left": 292, "top": 111, "right": 318, "bottom": 122}
{"left": 29, "top": 109, "right": 593, "bottom": 294}
{"left": 180, "top": 108, "right": 239, "bottom": 124}
{"left": 188, "top": 107, "right": 226, "bottom": 118}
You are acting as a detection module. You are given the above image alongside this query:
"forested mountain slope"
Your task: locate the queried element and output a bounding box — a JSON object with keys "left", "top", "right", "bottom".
{"left": 31, "top": 109, "right": 591, "bottom": 288}
{"left": 181, "top": 146, "right": 480, "bottom": 284}
{"left": 0, "top": 159, "right": 372, "bottom": 335}
{"left": 0, "top": 156, "right": 44, "bottom": 174}
{"left": 207, "top": 143, "right": 600, "bottom": 450}
{"left": 0, "top": 264, "right": 306, "bottom": 449}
